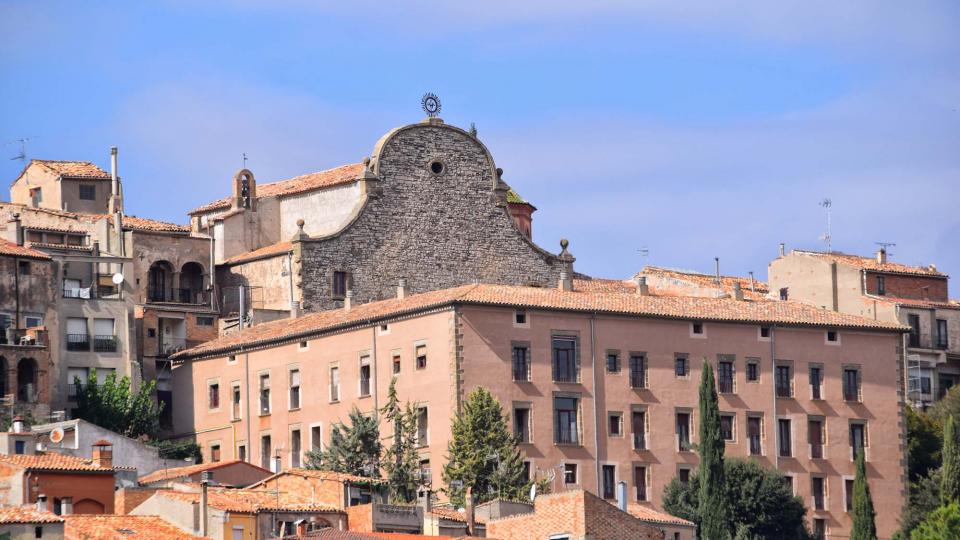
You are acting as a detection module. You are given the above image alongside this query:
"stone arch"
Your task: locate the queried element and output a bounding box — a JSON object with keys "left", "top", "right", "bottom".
{"left": 148, "top": 260, "right": 175, "bottom": 302}
{"left": 17, "top": 357, "right": 38, "bottom": 403}
{"left": 73, "top": 498, "right": 106, "bottom": 514}
{"left": 179, "top": 261, "right": 205, "bottom": 303}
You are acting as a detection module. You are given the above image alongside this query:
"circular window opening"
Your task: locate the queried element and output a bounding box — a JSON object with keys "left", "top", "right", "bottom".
{"left": 429, "top": 160, "right": 445, "bottom": 175}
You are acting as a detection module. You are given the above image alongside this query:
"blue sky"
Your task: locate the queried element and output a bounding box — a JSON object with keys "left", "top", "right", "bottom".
{"left": 2, "top": 1, "right": 958, "bottom": 285}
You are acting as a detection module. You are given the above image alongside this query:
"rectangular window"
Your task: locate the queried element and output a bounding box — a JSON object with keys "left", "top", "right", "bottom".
{"left": 208, "top": 382, "right": 220, "bottom": 410}
{"left": 720, "top": 414, "right": 734, "bottom": 442}
{"left": 676, "top": 412, "right": 691, "bottom": 451}
{"left": 850, "top": 422, "right": 866, "bottom": 460}
{"left": 876, "top": 275, "right": 886, "bottom": 296}
{"left": 778, "top": 419, "right": 792, "bottom": 458}
{"left": 415, "top": 345, "right": 427, "bottom": 370}
{"left": 291, "top": 429, "right": 302, "bottom": 468}
{"left": 210, "top": 444, "right": 221, "bottom": 463}
{"left": 746, "top": 360, "right": 759, "bottom": 382}
{"left": 79, "top": 184, "right": 96, "bottom": 200}
{"left": 332, "top": 271, "right": 349, "bottom": 299}
{"left": 675, "top": 356, "right": 688, "bottom": 377}
{"left": 843, "top": 367, "right": 860, "bottom": 402}
{"left": 14, "top": 440, "right": 25, "bottom": 455}
{"left": 259, "top": 373, "right": 271, "bottom": 415}
{"left": 717, "top": 360, "right": 734, "bottom": 393}
{"left": 18, "top": 261, "right": 30, "bottom": 275}
{"left": 514, "top": 310, "right": 527, "bottom": 325}
{"left": 329, "top": 367, "right": 340, "bottom": 402}
{"left": 93, "top": 318, "right": 117, "bottom": 352}
{"left": 359, "top": 357, "right": 371, "bottom": 397}
{"left": 678, "top": 467, "right": 691, "bottom": 484}
{"left": 826, "top": 330, "right": 839, "bottom": 343}
{"left": 554, "top": 396, "right": 579, "bottom": 444}
{"left": 196, "top": 316, "right": 214, "bottom": 326}
{"left": 813, "top": 519, "right": 826, "bottom": 540}
{"left": 311, "top": 425, "right": 323, "bottom": 453}
{"left": 845, "top": 479, "right": 855, "bottom": 511}
{"left": 606, "top": 352, "right": 620, "bottom": 373}
{"left": 512, "top": 346, "right": 530, "bottom": 381}
{"left": 759, "top": 326, "right": 771, "bottom": 339}
{"left": 608, "top": 412, "right": 623, "bottom": 437}
{"left": 417, "top": 407, "right": 429, "bottom": 446}
{"left": 514, "top": 406, "right": 531, "bottom": 443}
{"left": 634, "top": 466, "right": 648, "bottom": 502}
{"left": 779, "top": 287, "right": 789, "bottom": 301}
{"left": 552, "top": 337, "right": 578, "bottom": 382}
{"left": 809, "top": 418, "right": 824, "bottom": 459}
{"left": 66, "top": 317, "right": 89, "bottom": 351}
{"left": 238, "top": 444, "right": 247, "bottom": 462}
{"left": 908, "top": 314, "right": 921, "bottom": 347}
{"left": 937, "top": 319, "right": 949, "bottom": 349}
{"left": 563, "top": 463, "right": 577, "bottom": 484}
{"left": 261, "top": 435, "right": 272, "bottom": 470}
{"left": 25, "top": 315, "right": 42, "bottom": 328}
{"left": 67, "top": 367, "right": 88, "bottom": 400}
{"left": 775, "top": 365, "right": 792, "bottom": 397}
{"left": 289, "top": 369, "right": 301, "bottom": 409}
{"left": 811, "top": 476, "right": 825, "bottom": 511}
{"left": 691, "top": 322, "right": 704, "bottom": 335}
{"left": 231, "top": 383, "right": 241, "bottom": 420}
{"left": 810, "top": 366, "right": 823, "bottom": 400}
{"left": 629, "top": 354, "right": 647, "bottom": 389}
{"left": 392, "top": 353, "right": 401, "bottom": 375}
{"left": 602, "top": 465, "right": 616, "bottom": 499}
{"left": 632, "top": 410, "right": 646, "bottom": 450}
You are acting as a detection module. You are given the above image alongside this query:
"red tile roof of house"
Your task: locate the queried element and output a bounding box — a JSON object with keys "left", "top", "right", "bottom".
{"left": 285, "top": 531, "right": 458, "bottom": 540}
{"left": 251, "top": 468, "right": 387, "bottom": 488}
{"left": 63, "top": 514, "right": 202, "bottom": 539}
{"left": 172, "top": 282, "right": 906, "bottom": 361}
{"left": 625, "top": 503, "right": 696, "bottom": 528}
{"left": 640, "top": 266, "right": 770, "bottom": 296}
{"left": 792, "top": 250, "right": 945, "bottom": 277}
{"left": 155, "top": 486, "right": 341, "bottom": 513}
{"left": 223, "top": 240, "right": 293, "bottom": 265}
{"left": 428, "top": 506, "right": 488, "bottom": 524}
{"left": 0, "top": 452, "right": 113, "bottom": 472}
{"left": 869, "top": 295, "right": 960, "bottom": 311}
{"left": 138, "top": 459, "right": 269, "bottom": 484}
{"left": 0, "top": 507, "right": 64, "bottom": 524}
{"left": 114, "top": 215, "right": 190, "bottom": 233}
{"left": 190, "top": 163, "right": 364, "bottom": 214}
{"left": 31, "top": 159, "right": 111, "bottom": 179}
{"left": 0, "top": 238, "right": 52, "bottom": 260}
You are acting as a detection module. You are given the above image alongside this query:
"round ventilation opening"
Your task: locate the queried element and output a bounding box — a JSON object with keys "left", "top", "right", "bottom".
{"left": 429, "top": 160, "right": 445, "bottom": 175}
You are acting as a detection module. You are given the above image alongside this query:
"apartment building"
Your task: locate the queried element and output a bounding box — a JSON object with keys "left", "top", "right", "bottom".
{"left": 170, "top": 277, "right": 907, "bottom": 539}
{"left": 769, "top": 248, "right": 959, "bottom": 407}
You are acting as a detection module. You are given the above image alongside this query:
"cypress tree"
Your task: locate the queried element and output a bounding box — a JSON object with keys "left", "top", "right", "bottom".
{"left": 381, "top": 379, "right": 424, "bottom": 503}
{"left": 850, "top": 449, "right": 877, "bottom": 540}
{"left": 698, "top": 359, "right": 729, "bottom": 540}
{"left": 942, "top": 415, "right": 960, "bottom": 505}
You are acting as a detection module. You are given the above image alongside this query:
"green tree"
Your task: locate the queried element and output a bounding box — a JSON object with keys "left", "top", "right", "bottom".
{"left": 942, "top": 415, "right": 960, "bottom": 505}
{"left": 929, "top": 386, "right": 960, "bottom": 427}
{"left": 663, "top": 458, "right": 812, "bottom": 540}
{"left": 910, "top": 502, "right": 960, "bottom": 540}
{"left": 698, "top": 360, "right": 729, "bottom": 540}
{"left": 305, "top": 406, "right": 381, "bottom": 478}
{"left": 906, "top": 406, "right": 942, "bottom": 483}
{"left": 896, "top": 469, "right": 942, "bottom": 539}
{"left": 851, "top": 450, "right": 878, "bottom": 540}
{"left": 74, "top": 369, "right": 162, "bottom": 438}
{"left": 381, "top": 379, "right": 424, "bottom": 503}
{"left": 442, "top": 387, "right": 527, "bottom": 507}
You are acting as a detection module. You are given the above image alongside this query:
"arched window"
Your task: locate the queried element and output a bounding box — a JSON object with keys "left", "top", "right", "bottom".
{"left": 148, "top": 261, "right": 174, "bottom": 302}
{"left": 179, "top": 262, "right": 205, "bottom": 304}
{"left": 17, "top": 358, "right": 38, "bottom": 403}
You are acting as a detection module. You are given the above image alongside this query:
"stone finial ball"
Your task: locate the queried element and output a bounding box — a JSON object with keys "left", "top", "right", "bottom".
{"left": 296, "top": 219, "right": 305, "bottom": 228}
{"left": 496, "top": 167, "right": 503, "bottom": 177}
{"left": 560, "top": 238, "right": 569, "bottom": 249}
{"left": 362, "top": 156, "right": 371, "bottom": 166}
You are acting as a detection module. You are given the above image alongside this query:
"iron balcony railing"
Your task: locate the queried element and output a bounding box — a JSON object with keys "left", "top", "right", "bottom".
{"left": 147, "top": 287, "right": 208, "bottom": 305}
{"left": 633, "top": 432, "right": 646, "bottom": 451}
{"left": 93, "top": 335, "right": 118, "bottom": 353}
{"left": 66, "top": 334, "right": 90, "bottom": 351}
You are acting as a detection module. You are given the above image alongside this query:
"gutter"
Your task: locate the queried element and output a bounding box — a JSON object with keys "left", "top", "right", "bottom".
{"left": 590, "top": 313, "right": 602, "bottom": 495}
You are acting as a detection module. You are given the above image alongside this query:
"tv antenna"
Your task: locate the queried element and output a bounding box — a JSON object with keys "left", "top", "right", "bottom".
{"left": 875, "top": 242, "right": 896, "bottom": 257}
{"left": 637, "top": 246, "right": 650, "bottom": 268}
{"left": 242, "top": 153, "right": 248, "bottom": 168}
{"left": 5, "top": 137, "right": 34, "bottom": 162}
{"left": 818, "top": 198, "right": 832, "bottom": 252}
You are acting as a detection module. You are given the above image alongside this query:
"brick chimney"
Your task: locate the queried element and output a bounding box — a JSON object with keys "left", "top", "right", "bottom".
{"left": 732, "top": 282, "right": 744, "bottom": 301}
{"left": 635, "top": 276, "right": 650, "bottom": 296}
{"left": 9, "top": 213, "right": 23, "bottom": 246}
{"left": 92, "top": 440, "right": 113, "bottom": 468}
{"left": 877, "top": 248, "right": 888, "bottom": 264}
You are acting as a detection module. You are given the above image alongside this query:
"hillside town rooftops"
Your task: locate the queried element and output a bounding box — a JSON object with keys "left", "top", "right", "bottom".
{"left": 190, "top": 163, "right": 364, "bottom": 215}
{"left": 0, "top": 507, "right": 64, "bottom": 524}
{"left": 138, "top": 458, "right": 268, "bottom": 484}
{"left": 173, "top": 281, "right": 907, "bottom": 361}
{"left": 640, "top": 266, "right": 770, "bottom": 296}
{"left": 154, "top": 486, "right": 341, "bottom": 513}
{"left": 0, "top": 452, "right": 113, "bottom": 472}
{"left": 63, "top": 514, "right": 203, "bottom": 540}
{"left": 28, "top": 159, "right": 111, "bottom": 180}
{"left": 0, "top": 238, "right": 52, "bottom": 260}
{"left": 791, "top": 249, "right": 946, "bottom": 277}
{"left": 114, "top": 214, "right": 190, "bottom": 233}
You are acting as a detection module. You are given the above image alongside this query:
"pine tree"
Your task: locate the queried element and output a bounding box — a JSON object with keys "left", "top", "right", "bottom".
{"left": 442, "top": 387, "right": 527, "bottom": 507}
{"left": 942, "top": 415, "right": 960, "bottom": 505}
{"left": 851, "top": 449, "right": 877, "bottom": 540}
{"left": 381, "top": 379, "right": 424, "bottom": 503}
{"left": 74, "top": 368, "right": 161, "bottom": 438}
{"left": 697, "top": 359, "right": 730, "bottom": 540}
{"left": 305, "top": 406, "right": 381, "bottom": 478}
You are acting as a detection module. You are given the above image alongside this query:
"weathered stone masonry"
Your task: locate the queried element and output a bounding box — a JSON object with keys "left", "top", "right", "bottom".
{"left": 297, "top": 120, "right": 565, "bottom": 311}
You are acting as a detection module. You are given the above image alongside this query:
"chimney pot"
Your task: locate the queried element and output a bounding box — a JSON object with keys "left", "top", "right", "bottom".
{"left": 11, "top": 213, "right": 23, "bottom": 246}
{"left": 636, "top": 276, "right": 650, "bottom": 296}
{"left": 877, "top": 248, "right": 887, "bottom": 264}
{"left": 779, "top": 243, "right": 786, "bottom": 257}
{"left": 12, "top": 416, "right": 24, "bottom": 434}
{"left": 732, "top": 282, "right": 744, "bottom": 301}
{"left": 397, "top": 278, "right": 408, "bottom": 299}
{"left": 36, "top": 494, "right": 46, "bottom": 513}
{"left": 616, "top": 481, "right": 628, "bottom": 512}
{"left": 344, "top": 290, "right": 353, "bottom": 311}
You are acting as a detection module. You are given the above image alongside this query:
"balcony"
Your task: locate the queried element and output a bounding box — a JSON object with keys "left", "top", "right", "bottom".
{"left": 93, "top": 335, "right": 118, "bottom": 353}
{"left": 66, "top": 334, "right": 90, "bottom": 351}
{"left": 147, "top": 287, "right": 208, "bottom": 305}
{"left": 1, "top": 328, "right": 48, "bottom": 348}
{"left": 633, "top": 433, "right": 646, "bottom": 451}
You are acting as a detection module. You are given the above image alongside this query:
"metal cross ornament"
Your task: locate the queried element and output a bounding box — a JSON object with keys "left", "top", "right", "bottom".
{"left": 421, "top": 93, "right": 441, "bottom": 117}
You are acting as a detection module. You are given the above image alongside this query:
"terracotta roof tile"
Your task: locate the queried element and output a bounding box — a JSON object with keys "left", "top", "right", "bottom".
{"left": 793, "top": 250, "right": 945, "bottom": 277}
{"left": 282, "top": 468, "right": 386, "bottom": 485}
{"left": 155, "top": 487, "right": 341, "bottom": 513}
{"left": 639, "top": 266, "right": 769, "bottom": 298}
{"left": 138, "top": 459, "right": 268, "bottom": 484}
{"left": 190, "top": 163, "right": 363, "bottom": 215}
{"left": 0, "top": 506, "right": 64, "bottom": 524}
{"left": 625, "top": 503, "right": 695, "bottom": 527}
{"left": 32, "top": 159, "right": 111, "bottom": 179}
{"left": 869, "top": 295, "right": 960, "bottom": 310}
{"left": 115, "top": 215, "right": 190, "bottom": 233}
{"left": 429, "top": 507, "right": 487, "bottom": 524}
{"left": 286, "top": 531, "right": 456, "bottom": 540}
{"left": 173, "top": 283, "right": 906, "bottom": 361}
{"left": 0, "top": 238, "right": 52, "bottom": 260}
{"left": 0, "top": 452, "right": 113, "bottom": 472}
{"left": 63, "top": 514, "right": 202, "bottom": 539}
{"left": 224, "top": 241, "right": 293, "bottom": 265}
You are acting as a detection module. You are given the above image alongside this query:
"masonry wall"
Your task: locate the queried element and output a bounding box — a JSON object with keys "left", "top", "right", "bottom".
{"left": 280, "top": 183, "right": 365, "bottom": 239}
{"left": 58, "top": 179, "right": 110, "bottom": 215}
{"left": 298, "top": 121, "right": 563, "bottom": 311}
{"left": 0, "top": 521, "right": 64, "bottom": 539}
{"left": 218, "top": 255, "right": 293, "bottom": 314}
{"left": 864, "top": 271, "right": 949, "bottom": 302}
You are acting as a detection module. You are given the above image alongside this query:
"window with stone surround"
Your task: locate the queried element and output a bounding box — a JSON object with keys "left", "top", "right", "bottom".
{"left": 332, "top": 271, "right": 350, "bottom": 299}
{"left": 552, "top": 336, "right": 578, "bottom": 383}
{"left": 512, "top": 344, "right": 531, "bottom": 381}
{"left": 554, "top": 395, "right": 580, "bottom": 445}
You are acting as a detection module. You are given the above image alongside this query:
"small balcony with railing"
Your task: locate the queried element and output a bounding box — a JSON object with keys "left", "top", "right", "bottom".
{"left": 1, "top": 328, "right": 48, "bottom": 348}
{"left": 66, "top": 334, "right": 90, "bottom": 352}
{"left": 93, "top": 335, "right": 119, "bottom": 353}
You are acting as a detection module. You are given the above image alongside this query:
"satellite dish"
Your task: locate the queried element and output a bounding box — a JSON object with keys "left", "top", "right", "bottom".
{"left": 111, "top": 273, "right": 124, "bottom": 285}
{"left": 50, "top": 427, "right": 64, "bottom": 444}
{"left": 529, "top": 483, "right": 537, "bottom": 502}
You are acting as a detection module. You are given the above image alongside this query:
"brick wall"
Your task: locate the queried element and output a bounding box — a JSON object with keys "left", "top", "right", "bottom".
{"left": 298, "top": 122, "right": 564, "bottom": 312}
{"left": 346, "top": 503, "right": 373, "bottom": 532}
{"left": 114, "top": 487, "right": 157, "bottom": 514}
{"left": 865, "top": 271, "right": 948, "bottom": 301}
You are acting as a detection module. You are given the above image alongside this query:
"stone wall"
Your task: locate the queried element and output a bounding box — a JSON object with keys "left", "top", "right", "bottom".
{"left": 298, "top": 121, "right": 565, "bottom": 311}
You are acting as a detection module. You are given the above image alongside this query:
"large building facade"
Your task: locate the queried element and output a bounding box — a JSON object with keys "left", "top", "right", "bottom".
{"left": 171, "top": 279, "right": 907, "bottom": 539}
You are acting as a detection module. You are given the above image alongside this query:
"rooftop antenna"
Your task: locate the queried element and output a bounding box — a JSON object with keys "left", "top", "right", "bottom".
{"left": 242, "top": 153, "right": 248, "bottom": 169}
{"left": 875, "top": 242, "right": 896, "bottom": 258}
{"left": 637, "top": 247, "right": 649, "bottom": 268}
{"left": 5, "top": 137, "right": 34, "bottom": 162}
{"left": 819, "top": 198, "right": 832, "bottom": 252}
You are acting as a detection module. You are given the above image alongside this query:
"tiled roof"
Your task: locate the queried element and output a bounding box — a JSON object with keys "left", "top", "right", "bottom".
{"left": 138, "top": 459, "right": 268, "bottom": 484}
{"left": 156, "top": 487, "right": 341, "bottom": 513}
{"left": 639, "top": 266, "right": 770, "bottom": 297}
{"left": 626, "top": 503, "right": 696, "bottom": 528}
{"left": 31, "top": 159, "right": 111, "bottom": 179}
{"left": 870, "top": 295, "right": 960, "bottom": 311}
{"left": 285, "top": 531, "right": 457, "bottom": 540}
{"left": 0, "top": 238, "right": 52, "bottom": 260}
{"left": 223, "top": 241, "right": 293, "bottom": 265}
{"left": 63, "top": 514, "right": 202, "bottom": 539}
{"left": 429, "top": 507, "right": 487, "bottom": 524}
{"left": 792, "top": 250, "right": 945, "bottom": 277}
{"left": 0, "top": 452, "right": 113, "bottom": 472}
{"left": 25, "top": 241, "right": 93, "bottom": 251}
{"left": 173, "top": 282, "right": 906, "bottom": 361}
{"left": 115, "top": 215, "right": 190, "bottom": 233}
{"left": 505, "top": 188, "right": 531, "bottom": 206}
{"left": 0, "top": 507, "right": 64, "bottom": 524}
{"left": 256, "top": 468, "right": 386, "bottom": 486}
{"left": 189, "top": 163, "right": 363, "bottom": 215}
